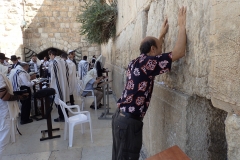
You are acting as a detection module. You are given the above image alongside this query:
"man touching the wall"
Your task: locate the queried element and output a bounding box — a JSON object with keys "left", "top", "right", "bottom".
{"left": 112, "top": 6, "right": 187, "bottom": 160}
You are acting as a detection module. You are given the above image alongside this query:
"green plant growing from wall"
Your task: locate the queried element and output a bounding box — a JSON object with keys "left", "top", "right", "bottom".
{"left": 77, "top": 0, "right": 117, "bottom": 45}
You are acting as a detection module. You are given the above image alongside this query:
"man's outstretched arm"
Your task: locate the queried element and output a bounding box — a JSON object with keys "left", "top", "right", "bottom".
{"left": 159, "top": 18, "right": 169, "bottom": 53}
{"left": 172, "top": 6, "right": 187, "bottom": 61}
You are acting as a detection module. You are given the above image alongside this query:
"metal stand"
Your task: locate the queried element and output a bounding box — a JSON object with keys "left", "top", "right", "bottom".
{"left": 98, "top": 82, "right": 113, "bottom": 120}
{"left": 40, "top": 96, "right": 61, "bottom": 141}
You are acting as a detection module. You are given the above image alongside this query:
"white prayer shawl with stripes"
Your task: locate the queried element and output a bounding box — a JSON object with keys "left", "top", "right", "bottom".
{"left": 0, "top": 72, "right": 20, "bottom": 143}
{"left": 82, "top": 69, "right": 97, "bottom": 90}
{"left": 8, "top": 65, "right": 28, "bottom": 91}
{"left": 78, "top": 60, "right": 88, "bottom": 80}
{"left": 66, "top": 59, "right": 77, "bottom": 95}
{"left": 50, "top": 56, "right": 70, "bottom": 105}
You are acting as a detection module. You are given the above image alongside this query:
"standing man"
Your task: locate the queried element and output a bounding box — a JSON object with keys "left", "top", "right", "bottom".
{"left": 48, "top": 50, "right": 70, "bottom": 122}
{"left": 112, "top": 7, "right": 187, "bottom": 160}
{"left": 40, "top": 56, "right": 49, "bottom": 78}
{"left": 4, "top": 57, "right": 11, "bottom": 68}
{"left": 68, "top": 50, "right": 77, "bottom": 70}
{"left": 17, "top": 56, "right": 22, "bottom": 62}
{"left": 9, "top": 62, "right": 35, "bottom": 125}
{"left": 78, "top": 56, "right": 89, "bottom": 80}
{"left": 41, "top": 56, "right": 49, "bottom": 68}
{"left": 10, "top": 55, "right": 20, "bottom": 69}
{"left": 62, "top": 53, "right": 77, "bottom": 105}
{"left": 0, "top": 53, "right": 27, "bottom": 159}
{"left": 29, "top": 55, "right": 41, "bottom": 73}
{"left": 94, "top": 55, "right": 105, "bottom": 77}
{"left": 0, "top": 53, "right": 8, "bottom": 74}
{"left": 92, "top": 55, "right": 96, "bottom": 64}
{"left": 90, "top": 55, "right": 96, "bottom": 69}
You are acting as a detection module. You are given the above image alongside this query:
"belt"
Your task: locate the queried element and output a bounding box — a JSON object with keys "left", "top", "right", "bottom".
{"left": 119, "top": 111, "right": 143, "bottom": 121}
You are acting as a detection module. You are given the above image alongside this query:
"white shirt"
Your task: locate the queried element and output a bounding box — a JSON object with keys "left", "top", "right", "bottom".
{"left": 0, "top": 74, "right": 9, "bottom": 119}
{"left": 48, "top": 60, "right": 53, "bottom": 74}
{"left": 18, "top": 72, "right": 34, "bottom": 87}
{"left": 34, "top": 63, "right": 38, "bottom": 72}
{"left": 41, "top": 60, "right": 49, "bottom": 67}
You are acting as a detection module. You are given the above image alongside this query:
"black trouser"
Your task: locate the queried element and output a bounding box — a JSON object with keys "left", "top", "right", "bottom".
{"left": 70, "top": 95, "right": 74, "bottom": 105}
{"left": 57, "top": 104, "right": 68, "bottom": 120}
{"left": 112, "top": 108, "right": 143, "bottom": 160}
{"left": 20, "top": 86, "right": 32, "bottom": 122}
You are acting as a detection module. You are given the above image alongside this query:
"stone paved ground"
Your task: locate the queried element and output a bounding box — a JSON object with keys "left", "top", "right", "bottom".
{"left": 2, "top": 94, "right": 117, "bottom": 160}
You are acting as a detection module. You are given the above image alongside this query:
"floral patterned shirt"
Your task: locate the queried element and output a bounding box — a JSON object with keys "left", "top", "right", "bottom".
{"left": 117, "top": 52, "right": 172, "bottom": 118}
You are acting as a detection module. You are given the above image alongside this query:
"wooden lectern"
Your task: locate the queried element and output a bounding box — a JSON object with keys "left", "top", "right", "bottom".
{"left": 146, "top": 145, "right": 190, "bottom": 160}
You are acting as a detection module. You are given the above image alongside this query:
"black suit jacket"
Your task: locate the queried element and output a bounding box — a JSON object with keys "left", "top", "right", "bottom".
{"left": 11, "top": 61, "right": 20, "bottom": 69}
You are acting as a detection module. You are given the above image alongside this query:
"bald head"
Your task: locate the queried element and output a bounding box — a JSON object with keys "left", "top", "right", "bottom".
{"left": 139, "top": 36, "right": 158, "bottom": 54}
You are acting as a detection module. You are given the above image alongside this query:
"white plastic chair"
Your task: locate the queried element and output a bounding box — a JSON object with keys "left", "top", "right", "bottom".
{"left": 58, "top": 99, "right": 93, "bottom": 147}
{"left": 77, "top": 80, "right": 97, "bottom": 110}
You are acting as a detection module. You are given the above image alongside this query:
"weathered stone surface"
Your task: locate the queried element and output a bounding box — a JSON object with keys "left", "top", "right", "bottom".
{"left": 101, "top": 0, "right": 235, "bottom": 159}
{"left": 0, "top": 0, "right": 24, "bottom": 57}
{"left": 140, "top": 84, "right": 228, "bottom": 160}
{"left": 209, "top": 0, "right": 240, "bottom": 109}
{"left": 225, "top": 114, "right": 240, "bottom": 160}
{"left": 0, "top": 0, "right": 100, "bottom": 62}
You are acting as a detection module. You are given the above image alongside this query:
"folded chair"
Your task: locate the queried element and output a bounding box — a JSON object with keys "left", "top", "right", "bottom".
{"left": 58, "top": 98, "right": 93, "bottom": 147}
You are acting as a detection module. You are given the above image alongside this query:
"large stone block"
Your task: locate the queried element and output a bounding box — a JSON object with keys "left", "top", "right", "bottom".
{"left": 54, "top": 33, "right": 61, "bottom": 38}
{"left": 225, "top": 114, "right": 240, "bottom": 160}
{"left": 209, "top": 0, "right": 240, "bottom": 110}
{"left": 52, "top": 11, "right": 60, "bottom": 17}
{"left": 60, "top": 11, "right": 68, "bottom": 18}
{"left": 117, "top": 0, "right": 151, "bottom": 34}
{"left": 143, "top": 84, "right": 227, "bottom": 160}
{"left": 44, "top": 11, "right": 53, "bottom": 17}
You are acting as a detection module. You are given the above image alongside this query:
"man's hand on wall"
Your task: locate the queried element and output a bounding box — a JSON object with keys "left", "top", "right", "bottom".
{"left": 178, "top": 6, "right": 187, "bottom": 28}
{"left": 172, "top": 6, "right": 187, "bottom": 62}
{"left": 160, "top": 18, "right": 169, "bottom": 38}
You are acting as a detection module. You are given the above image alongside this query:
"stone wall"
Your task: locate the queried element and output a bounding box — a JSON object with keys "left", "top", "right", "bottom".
{"left": 0, "top": 0, "right": 101, "bottom": 60}
{"left": 142, "top": 84, "right": 227, "bottom": 160}
{"left": 0, "top": 0, "right": 24, "bottom": 58}
{"left": 225, "top": 114, "right": 240, "bottom": 159}
{"left": 101, "top": 0, "right": 239, "bottom": 159}
{"left": 209, "top": 0, "right": 240, "bottom": 112}
{"left": 23, "top": 0, "right": 100, "bottom": 59}
{"left": 209, "top": 1, "right": 240, "bottom": 159}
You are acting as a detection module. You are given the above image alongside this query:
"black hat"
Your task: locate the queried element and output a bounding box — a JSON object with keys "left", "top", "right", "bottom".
{"left": 10, "top": 55, "right": 18, "bottom": 61}
{"left": 0, "top": 53, "right": 7, "bottom": 60}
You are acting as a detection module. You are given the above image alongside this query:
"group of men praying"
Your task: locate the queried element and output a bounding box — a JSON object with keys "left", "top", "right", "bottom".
{"left": 0, "top": 50, "right": 106, "bottom": 158}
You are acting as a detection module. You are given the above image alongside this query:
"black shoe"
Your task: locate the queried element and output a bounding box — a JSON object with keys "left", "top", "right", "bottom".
{"left": 90, "top": 105, "right": 95, "bottom": 109}
{"left": 99, "top": 103, "right": 103, "bottom": 107}
{"left": 20, "top": 119, "right": 33, "bottom": 125}
{"left": 54, "top": 117, "right": 65, "bottom": 122}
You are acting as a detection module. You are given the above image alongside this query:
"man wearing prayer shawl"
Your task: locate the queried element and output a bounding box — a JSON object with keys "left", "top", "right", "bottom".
{"left": 29, "top": 55, "right": 41, "bottom": 74}
{"left": 78, "top": 56, "right": 89, "bottom": 80}
{"left": 48, "top": 50, "right": 70, "bottom": 122}
{"left": 9, "top": 62, "right": 35, "bottom": 124}
{"left": 82, "top": 69, "right": 104, "bottom": 109}
{"left": 0, "top": 53, "right": 27, "bottom": 159}
{"left": 61, "top": 53, "right": 77, "bottom": 105}
{"left": 0, "top": 53, "right": 8, "bottom": 74}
